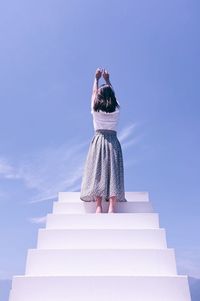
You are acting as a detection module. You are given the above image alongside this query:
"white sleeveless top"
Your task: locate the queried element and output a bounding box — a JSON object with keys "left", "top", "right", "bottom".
{"left": 91, "top": 93, "right": 120, "bottom": 131}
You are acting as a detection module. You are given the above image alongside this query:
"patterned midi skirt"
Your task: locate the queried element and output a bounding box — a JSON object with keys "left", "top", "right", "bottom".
{"left": 80, "top": 129, "right": 126, "bottom": 202}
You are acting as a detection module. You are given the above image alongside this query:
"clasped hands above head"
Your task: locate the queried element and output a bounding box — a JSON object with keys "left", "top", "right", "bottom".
{"left": 95, "top": 67, "right": 110, "bottom": 81}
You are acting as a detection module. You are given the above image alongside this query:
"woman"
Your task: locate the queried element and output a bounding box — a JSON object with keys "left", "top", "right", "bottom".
{"left": 80, "top": 68, "right": 126, "bottom": 213}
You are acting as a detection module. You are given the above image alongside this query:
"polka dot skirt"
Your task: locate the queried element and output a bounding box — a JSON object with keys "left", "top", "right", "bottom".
{"left": 80, "top": 129, "right": 126, "bottom": 202}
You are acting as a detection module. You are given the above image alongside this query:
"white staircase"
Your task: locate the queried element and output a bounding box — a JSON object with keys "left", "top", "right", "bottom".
{"left": 8, "top": 191, "right": 192, "bottom": 301}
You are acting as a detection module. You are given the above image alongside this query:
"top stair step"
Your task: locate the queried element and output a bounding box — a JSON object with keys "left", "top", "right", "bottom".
{"left": 53, "top": 200, "right": 153, "bottom": 214}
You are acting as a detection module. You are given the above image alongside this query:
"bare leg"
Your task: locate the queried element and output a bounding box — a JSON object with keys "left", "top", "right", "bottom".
{"left": 95, "top": 196, "right": 102, "bottom": 213}
{"left": 108, "top": 196, "right": 117, "bottom": 213}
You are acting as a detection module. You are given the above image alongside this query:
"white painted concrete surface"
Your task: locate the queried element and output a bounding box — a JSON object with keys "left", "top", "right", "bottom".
{"left": 8, "top": 191, "right": 192, "bottom": 301}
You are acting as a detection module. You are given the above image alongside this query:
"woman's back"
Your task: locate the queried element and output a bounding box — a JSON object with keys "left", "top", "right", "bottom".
{"left": 91, "top": 77, "right": 121, "bottom": 131}
{"left": 91, "top": 106, "right": 120, "bottom": 131}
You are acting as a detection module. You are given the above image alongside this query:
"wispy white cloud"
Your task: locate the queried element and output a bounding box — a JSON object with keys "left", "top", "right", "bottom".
{"left": 0, "top": 123, "right": 143, "bottom": 205}
{"left": 0, "top": 140, "right": 88, "bottom": 204}
{"left": 0, "top": 158, "right": 20, "bottom": 179}
{"left": 122, "top": 136, "right": 143, "bottom": 150}
{"left": 118, "top": 122, "right": 144, "bottom": 150}
{"left": 28, "top": 215, "right": 47, "bottom": 224}
{"left": 19, "top": 141, "right": 88, "bottom": 204}
{"left": 118, "top": 123, "right": 137, "bottom": 143}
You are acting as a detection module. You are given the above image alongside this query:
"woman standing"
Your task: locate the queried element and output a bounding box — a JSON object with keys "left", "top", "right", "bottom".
{"left": 80, "top": 68, "right": 126, "bottom": 213}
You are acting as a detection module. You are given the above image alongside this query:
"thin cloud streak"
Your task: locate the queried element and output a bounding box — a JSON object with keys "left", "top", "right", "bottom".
{"left": 122, "top": 138, "right": 140, "bottom": 150}
{"left": 0, "top": 123, "right": 142, "bottom": 204}
{"left": 23, "top": 142, "right": 87, "bottom": 204}
{"left": 28, "top": 194, "right": 58, "bottom": 204}
{"left": 0, "top": 158, "right": 20, "bottom": 179}
{"left": 118, "top": 123, "right": 137, "bottom": 143}
{"left": 28, "top": 215, "right": 47, "bottom": 224}
{"left": 0, "top": 141, "right": 87, "bottom": 204}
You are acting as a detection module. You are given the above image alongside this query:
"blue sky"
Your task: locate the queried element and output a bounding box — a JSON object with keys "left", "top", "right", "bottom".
{"left": 0, "top": 0, "right": 200, "bottom": 284}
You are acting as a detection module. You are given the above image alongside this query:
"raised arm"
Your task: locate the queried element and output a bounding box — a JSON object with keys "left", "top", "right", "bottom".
{"left": 102, "top": 69, "right": 113, "bottom": 88}
{"left": 91, "top": 68, "right": 102, "bottom": 111}
{"left": 103, "top": 69, "right": 120, "bottom": 105}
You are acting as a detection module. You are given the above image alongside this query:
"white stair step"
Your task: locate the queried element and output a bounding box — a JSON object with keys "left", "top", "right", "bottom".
{"left": 46, "top": 213, "right": 159, "bottom": 229}
{"left": 25, "top": 248, "right": 177, "bottom": 276}
{"left": 9, "top": 275, "right": 191, "bottom": 301}
{"left": 37, "top": 228, "right": 167, "bottom": 249}
{"left": 58, "top": 191, "right": 150, "bottom": 202}
{"left": 53, "top": 200, "right": 153, "bottom": 214}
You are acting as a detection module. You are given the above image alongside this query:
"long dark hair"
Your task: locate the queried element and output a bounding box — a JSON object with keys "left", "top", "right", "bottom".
{"left": 93, "top": 84, "right": 120, "bottom": 113}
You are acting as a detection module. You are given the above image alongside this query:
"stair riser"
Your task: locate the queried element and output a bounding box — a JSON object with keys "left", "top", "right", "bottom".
{"left": 53, "top": 201, "right": 153, "bottom": 213}
{"left": 58, "top": 191, "right": 150, "bottom": 202}
{"left": 46, "top": 213, "right": 159, "bottom": 229}
{"left": 37, "top": 228, "right": 167, "bottom": 249}
{"left": 10, "top": 276, "right": 191, "bottom": 301}
{"left": 25, "top": 249, "right": 177, "bottom": 275}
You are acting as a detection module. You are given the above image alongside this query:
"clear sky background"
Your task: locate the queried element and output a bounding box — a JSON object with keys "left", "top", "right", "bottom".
{"left": 0, "top": 0, "right": 199, "bottom": 287}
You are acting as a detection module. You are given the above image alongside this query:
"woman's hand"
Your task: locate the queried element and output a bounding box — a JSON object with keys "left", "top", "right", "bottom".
{"left": 95, "top": 68, "right": 102, "bottom": 80}
{"left": 92, "top": 68, "right": 101, "bottom": 96}
{"left": 102, "top": 69, "right": 110, "bottom": 82}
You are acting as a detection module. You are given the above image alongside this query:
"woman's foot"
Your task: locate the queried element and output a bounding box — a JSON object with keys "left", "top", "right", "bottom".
{"left": 108, "top": 196, "right": 117, "bottom": 213}
{"left": 95, "top": 196, "right": 102, "bottom": 213}
{"left": 108, "top": 206, "right": 115, "bottom": 213}
{"left": 95, "top": 205, "right": 102, "bottom": 213}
